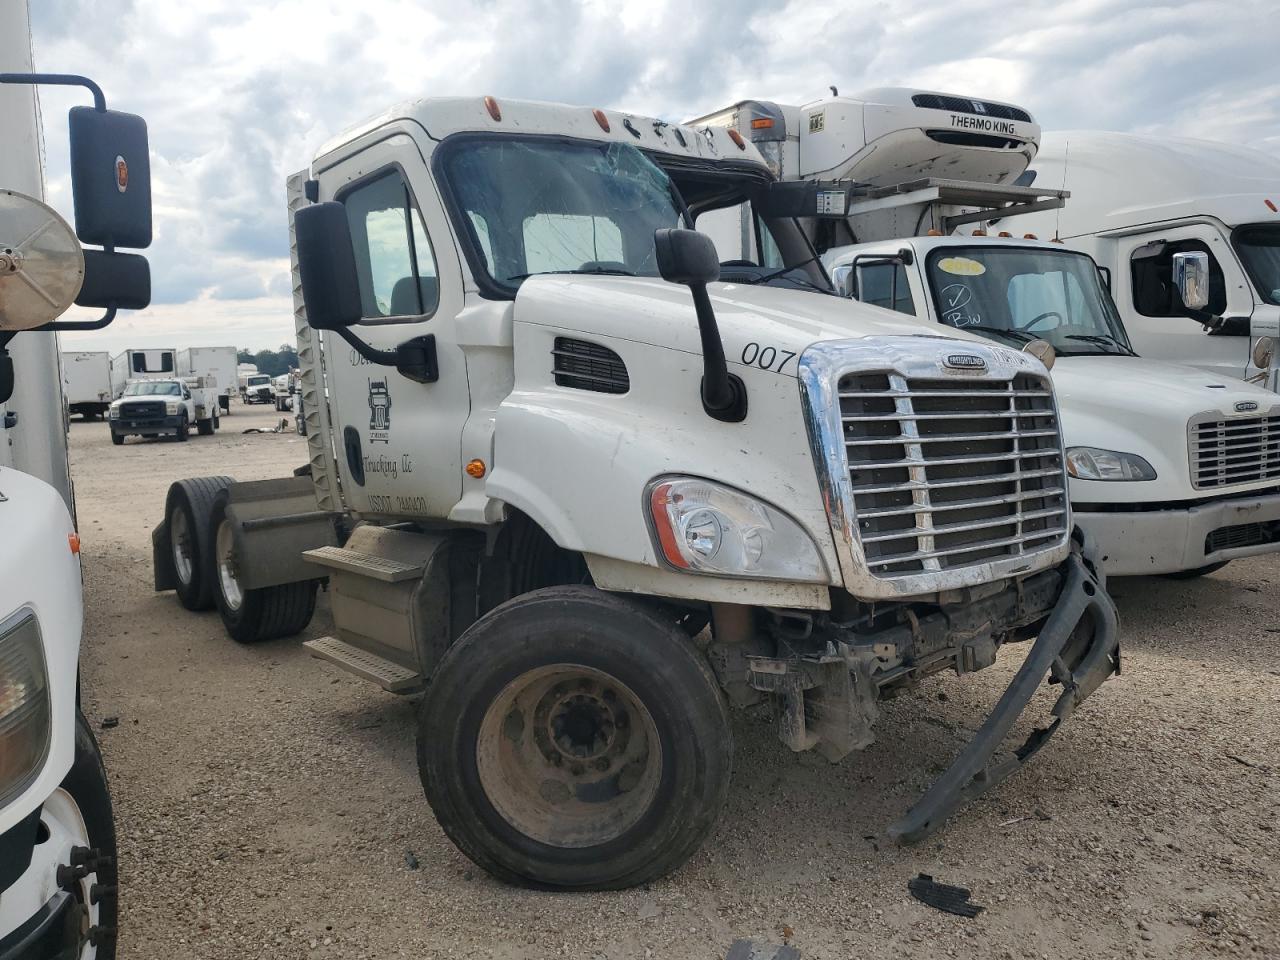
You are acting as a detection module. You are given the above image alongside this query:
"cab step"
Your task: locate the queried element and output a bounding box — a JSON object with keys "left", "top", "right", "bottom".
{"left": 303, "top": 544, "right": 425, "bottom": 582}
{"left": 304, "top": 635, "right": 424, "bottom": 692}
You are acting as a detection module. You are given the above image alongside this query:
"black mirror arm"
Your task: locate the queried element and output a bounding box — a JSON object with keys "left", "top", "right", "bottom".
{"left": 330, "top": 327, "right": 439, "bottom": 385}
{"left": 333, "top": 326, "right": 397, "bottom": 366}
{"left": 0, "top": 73, "right": 106, "bottom": 110}
{"left": 37, "top": 306, "right": 117, "bottom": 333}
{"left": 690, "top": 284, "right": 746, "bottom": 422}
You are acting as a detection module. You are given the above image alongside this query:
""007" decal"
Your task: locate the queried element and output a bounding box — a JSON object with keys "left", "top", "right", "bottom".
{"left": 740, "top": 342, "right": 797, "bottom": 373}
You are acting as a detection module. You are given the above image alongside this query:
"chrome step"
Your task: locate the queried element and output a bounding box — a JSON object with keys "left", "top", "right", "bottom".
{"left": 302, "top": 545, "right": 424, "bottom": 582}
{"left": 303, "top": 635, "right": 423, "bottom": 692}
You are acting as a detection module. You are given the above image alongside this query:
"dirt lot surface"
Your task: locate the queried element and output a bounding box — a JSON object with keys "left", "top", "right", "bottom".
{"left": 70, "top": 403, "right": 1279, "bottom": 959}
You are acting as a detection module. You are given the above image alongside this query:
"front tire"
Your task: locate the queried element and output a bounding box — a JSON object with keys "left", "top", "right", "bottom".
{"left": 175, "top": 415, "right": 189, "bottom": 442}
{"left": 196, "top": 418, "right": 214, "bottom": 436}
{"left": 110, "top": 431, "right": 124, "bottom": 446}
{"left": 418, "top": 585, "right": 733, "bottom": 891}
{"left": 210, "top": 495, "right": 318, "bottom": 643}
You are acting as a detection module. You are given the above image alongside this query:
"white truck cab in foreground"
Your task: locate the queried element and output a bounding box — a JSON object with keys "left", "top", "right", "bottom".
{"left": 108, "top": 376, "right": 220, "bottom": 444}
{"left": 993, "top": 132, "right": 1280, "bottom": 389}
{"left": 694, "top": 90, "right": 1280, "bottom": 577}
{"left": 1, "top": 16, "right": 153, "bottom": 954}
{"left": 154, "top": 95, "right": 1119, "bottom": 891}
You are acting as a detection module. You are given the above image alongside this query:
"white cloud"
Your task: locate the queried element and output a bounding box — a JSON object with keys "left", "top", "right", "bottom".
{"left": 24, "top": 0, "right": 1280, "bottom": 352}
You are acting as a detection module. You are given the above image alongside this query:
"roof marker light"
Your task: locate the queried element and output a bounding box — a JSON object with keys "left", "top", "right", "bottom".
{"left": 593, "top": 109, "right": 610, "bottom": 133}
{"left": 926, "top": 229, "right": 943, "bottom": 237}
{"left": 727, "top": 128, "right": 747, "bottom": 150}
{"left": 1267, "top": 199, "right": 1278, "bottom": 213}
{"left": 972, "top": 229, "right": 987, "bottom": 237}
{"left": 1023, "top": 233, "right": 1038, "bottom": 240}
{"left": 483, "top": 96, "right": 502, "bottom": 122}
{"left": 998, "top": 231, "right": 1012, "bottom": 237}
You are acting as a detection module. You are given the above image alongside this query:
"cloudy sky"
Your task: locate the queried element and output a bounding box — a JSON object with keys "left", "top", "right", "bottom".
{"left": 23, "top": 0, "right": 1277, "bottom": 354}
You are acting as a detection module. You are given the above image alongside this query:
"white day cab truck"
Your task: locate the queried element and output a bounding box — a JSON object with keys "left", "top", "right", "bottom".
{"left": 151, "top": 96, "right": 1121, "bottom": 890}
{"left": 1, "top": 27, "right": 154, "bottom": 959}
{"left": 693, "top": 90, "right": 1280, "bottom": 578}
{"left": 108, "top": 375, "right": 220, "bottom": 444}
{"left": 238, "top": 371, "right": 272, "bottom": 404}
{"left": 60, "top": 350, "right": 111, "bottom": 420}
{"left": 177, "top": 345, "right": 236, "bottom": 414}
{"left": 995, "top": 132, "right": 1280, "bottom": 391}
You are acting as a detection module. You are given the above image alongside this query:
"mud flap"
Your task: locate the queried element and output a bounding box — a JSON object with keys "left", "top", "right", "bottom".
{"left": 152, "top": 520, "right": 177, "bottom": 592}
{"left": 888, "top": 528, "right": 1120, "bottom": 843}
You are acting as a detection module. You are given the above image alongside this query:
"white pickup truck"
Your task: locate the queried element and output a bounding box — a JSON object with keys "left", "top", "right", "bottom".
{"left": 108, "top": 377, "right": 219, "bottom": 444}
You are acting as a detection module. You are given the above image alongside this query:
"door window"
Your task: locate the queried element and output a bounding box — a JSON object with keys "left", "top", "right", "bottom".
{"left": 340, "top": 169, "right": 439, "bottom": 321}
{"left": 1130, "top": 238, "right": 1226, "bottom": 317}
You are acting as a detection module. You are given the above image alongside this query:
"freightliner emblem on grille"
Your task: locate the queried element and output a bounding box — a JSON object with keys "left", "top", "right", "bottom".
{"left": 943, "top": 353, "right": 988, "bottom": 371}
{"left": 1235, "top": 400, "right": 1259, "bottom": 412}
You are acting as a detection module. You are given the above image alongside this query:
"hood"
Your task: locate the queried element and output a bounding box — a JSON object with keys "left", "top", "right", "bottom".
{"left": 1053, "top": 354, "right": 1280, "bottom": 501}
{"left": 514, "top": 274, "right": 993, "bottom": 372}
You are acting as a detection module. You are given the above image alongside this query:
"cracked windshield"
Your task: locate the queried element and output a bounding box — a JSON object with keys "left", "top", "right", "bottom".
{"left": 925, "top": 246, "right": 1133, "bottom": 355}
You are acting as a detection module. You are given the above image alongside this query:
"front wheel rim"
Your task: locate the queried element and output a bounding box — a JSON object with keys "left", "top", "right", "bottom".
{"left": 476, "top": 664, "right": 662, "bottom": 849}
{"left": 216, "top": 519, "right": 243, "bottom": 611}
{"left": 43, "top": 787, "right": 100, "bottom": 960}
{"left": 170, "top": 507, "right": 193, "bottom": 585}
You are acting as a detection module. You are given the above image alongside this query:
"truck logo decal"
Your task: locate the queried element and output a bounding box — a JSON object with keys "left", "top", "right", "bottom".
{"left": 971, "top": 100, "right": 987, "bottom": 114}
{"left": 368, "top": 378, "right": 392, "bottom": 443}
{"left": 115, "top": 155, "right": 129, "bottom": 192}
{"left": 1235, "top": 400, "right": 1259, "bottom": 412}
{"left": 943, "top": 353, "right": 987, "bottom": 371}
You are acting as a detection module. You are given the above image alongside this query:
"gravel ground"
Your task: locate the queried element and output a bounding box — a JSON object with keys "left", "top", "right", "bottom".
{"left": 69, "top": 404, "right": 1280, "bottom": 959}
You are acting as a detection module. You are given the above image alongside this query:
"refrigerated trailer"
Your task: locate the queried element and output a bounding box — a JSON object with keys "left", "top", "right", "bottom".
{"left": 177, "top": 345, "right": 237, "bottom": 412}
{"left": 1, "top": 11, "right": 153, "bottom": 955}
{"left": 109, "top": 347, "right": 175, "bottom": 398}
{"left": 61, "top": 350, "right": 112, "bottom": 420}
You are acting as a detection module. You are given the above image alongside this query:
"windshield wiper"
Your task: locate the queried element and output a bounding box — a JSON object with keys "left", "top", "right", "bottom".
{"left": 738, "top": 254, "right": 823, "bottom": 287}
{"left": 502, "top": 267, "right": 638, "bottom": 283}
{"left": 1062, "top": 333, "right": 1135, "bottom": 355}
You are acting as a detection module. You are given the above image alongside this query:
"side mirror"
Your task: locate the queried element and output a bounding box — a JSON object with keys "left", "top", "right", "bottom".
{"left": 1172, "top": 251, "right": 1209, "bottom": 311}
{"left": 831, "top": 263, "right": 854, "bottom": 298}
{"left": 68, "top": 106, "right": 152, "bottom": 249}
{"left": 1253, "top": 336, "right": 1276, "bottom": 371}
{"left": 77, "top": 249, "right": 150, "bottom": 310}
{"left": 295, "top": 201, "right": 363, "bottom": 331}
{"left": 655, "top": 228, "right": 720, "bottom": 286}
{"left": 0, "top": 352, "right": 13, "bottom": 405}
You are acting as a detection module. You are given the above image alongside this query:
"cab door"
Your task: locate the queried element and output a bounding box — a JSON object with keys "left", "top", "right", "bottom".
{"left": 1113, "top": 223, "right": 1253, "bottom": 380}
{"left": 314, "top": 130, "right": 471, "bottom": 520}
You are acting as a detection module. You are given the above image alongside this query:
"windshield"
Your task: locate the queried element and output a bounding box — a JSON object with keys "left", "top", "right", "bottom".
{"left": 247, "top": 376, "right": 270, "bottom": 386}
{"left": 442, "top": 138, "right": 682, "bottom": 292}
{"left": 924, "top": 246, "right": 1133, "bottom": 355}
{"left": 124, "top": 381, "right": 180, "bottom": 396}
{"left": 1233, "top": 224, "right": 1280, "bottom": 305}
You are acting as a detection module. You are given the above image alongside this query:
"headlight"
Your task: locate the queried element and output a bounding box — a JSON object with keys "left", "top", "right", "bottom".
{"left": 165, "top": 400, "right": 182, "bottom": 415}
{"left": 0, "top": 613, "right": 51, "bottom": 806}
{"left": 647, "top": 478, "right": 827, "bottom": 582}
{"left": 1065, "top": 447, "right": 1157, "bottom": 481}
{"left": 108, "top": 406, "right": 121, "bottom": 419}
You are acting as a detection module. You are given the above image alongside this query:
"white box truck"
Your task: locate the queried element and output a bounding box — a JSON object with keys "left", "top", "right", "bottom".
{"left": 61, "top": 350, "right": 112, "bottom": 420}
{"left": 152, "top": 95, "right": 1119, "bottom": 891}
{"left": 1, "top": 12, "right": 153, "bottom": 953}
{"left": 109, "top": 346, "right": 175, "bottom": 398}
{"left": 693, "top": 90, "right": 1280, "bottom": 578}
{"left": 979, "top": 132, "right": 1280, "bottom": 389}
{"left": 176, "top": 345, "right": 237, "bottom": 413}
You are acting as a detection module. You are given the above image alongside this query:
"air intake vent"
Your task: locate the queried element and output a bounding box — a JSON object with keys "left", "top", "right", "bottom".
{"left": 925, "top": 130, "right": 1024, "bottom": 150}
{"left": 912, "top": 93, "right": 1032, "bottom": 123}
{"left": 552, "top": 338, "right": 629, "bottom": 394}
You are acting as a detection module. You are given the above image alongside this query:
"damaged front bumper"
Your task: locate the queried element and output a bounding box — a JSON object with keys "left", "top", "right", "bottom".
{"left": 888, "top": 529, "right": 1120, "bottom": 843}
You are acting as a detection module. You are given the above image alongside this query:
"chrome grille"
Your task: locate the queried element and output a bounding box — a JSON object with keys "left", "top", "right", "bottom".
{"left": 119, "top": 400, "right": 166, "bottom": 420}
{"left": 840, "top": 372, "right": 1068, "bottom": 576}
{"left": 1190, "top": 413, "right": 1280, "bottom": 489}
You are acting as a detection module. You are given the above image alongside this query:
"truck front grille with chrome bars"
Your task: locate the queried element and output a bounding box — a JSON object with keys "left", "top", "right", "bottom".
{"left": 1190, "top": 413, "right": 1280, "bottom": 489}
{"left": 839, "top": 372, "right": 1068, "bottom": 576}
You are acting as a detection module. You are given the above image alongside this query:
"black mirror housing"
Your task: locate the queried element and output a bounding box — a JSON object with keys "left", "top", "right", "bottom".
{"left": 296, "top": 202, "right": 363, "bottom": 331}
{"left": 76, "top": 250, "right": 150, "bottom": 310}
{"left": 0, "top": 351, "right": 12, "bottom": 406}
{"left": 69, "top": 106, "right": 152, "bottom": 249}
{"left": 654, "top": 228, "right": 720, "bottom": 286}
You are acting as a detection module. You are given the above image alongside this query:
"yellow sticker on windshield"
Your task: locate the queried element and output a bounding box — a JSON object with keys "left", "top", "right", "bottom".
{"left": 937, "top": 256, "right": 986, "bottom": 276}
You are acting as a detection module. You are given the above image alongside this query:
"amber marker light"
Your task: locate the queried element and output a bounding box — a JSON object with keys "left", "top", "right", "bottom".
{"left": 465, "top": 459, "right": 487, "bottom": 479}
{"left": 593, "top": 109, "right": 610, "bottom": 132}
{"left": 726, "top": 128, "right": 746, "bottom": 150}
{"left": 483, "top": 96, "right": 502, "bottom": 121}
{"left": 750, "top": 117, "right": 774, "bottom": 130}
{"left": 68, "top": 532, "right": 81, "bottom": 555}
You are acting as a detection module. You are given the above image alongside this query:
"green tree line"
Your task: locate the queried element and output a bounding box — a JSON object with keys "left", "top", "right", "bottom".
{"left": 238, "top": 344, "right": 299, "bottom": 378}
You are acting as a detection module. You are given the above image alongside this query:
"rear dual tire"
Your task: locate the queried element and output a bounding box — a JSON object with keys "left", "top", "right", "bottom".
{"left": 165, "top": 476, "right": 235, "bottom": 610}
{"left": 418, "top": 585, "right": 732, "bottom": 891}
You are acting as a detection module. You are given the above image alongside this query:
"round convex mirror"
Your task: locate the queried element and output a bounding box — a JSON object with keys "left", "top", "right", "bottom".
{"left": 0, "top": 190, "right": 84, "bottom": 332}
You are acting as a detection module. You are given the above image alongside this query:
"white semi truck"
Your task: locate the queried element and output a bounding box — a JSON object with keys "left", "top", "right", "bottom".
{"left": 153, "top": 95, "right": 1119, "bottom": 890}
{"left": 693, "top": 91, "right": 1280, "bottom": 577}
{"left": 987, "top": 132, "right": 1280, "bottom": 389}
{"left": 176, "top": 345, "right": 237, "bottom": 413}
{"left": 1, "top": 10, "right": 154, "bottom": 955}
{"left": 108, "top": 346, "right": 175, "bottom": 398}
{"left": 60, "top": 350, "right": 112, "bottom": 420}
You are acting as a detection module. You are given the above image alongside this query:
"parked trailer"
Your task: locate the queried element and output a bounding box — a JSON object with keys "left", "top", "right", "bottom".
{"left": 109, "top": 347, "right": 176, "bottom": 398}
{"left": 0, "top": 17, "right": 154, "bottom": 955}
{"left": 177, "top": 345, "right": 237, "bottom": 413}
{"left": 693, "top": 89, "right": 1280, "bottom": 578}
{"left": 154, "top": 95, "right": 1118, "bottom": 892}
{"left": 61, "top": 350, "right": 112, "bottom": 420}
